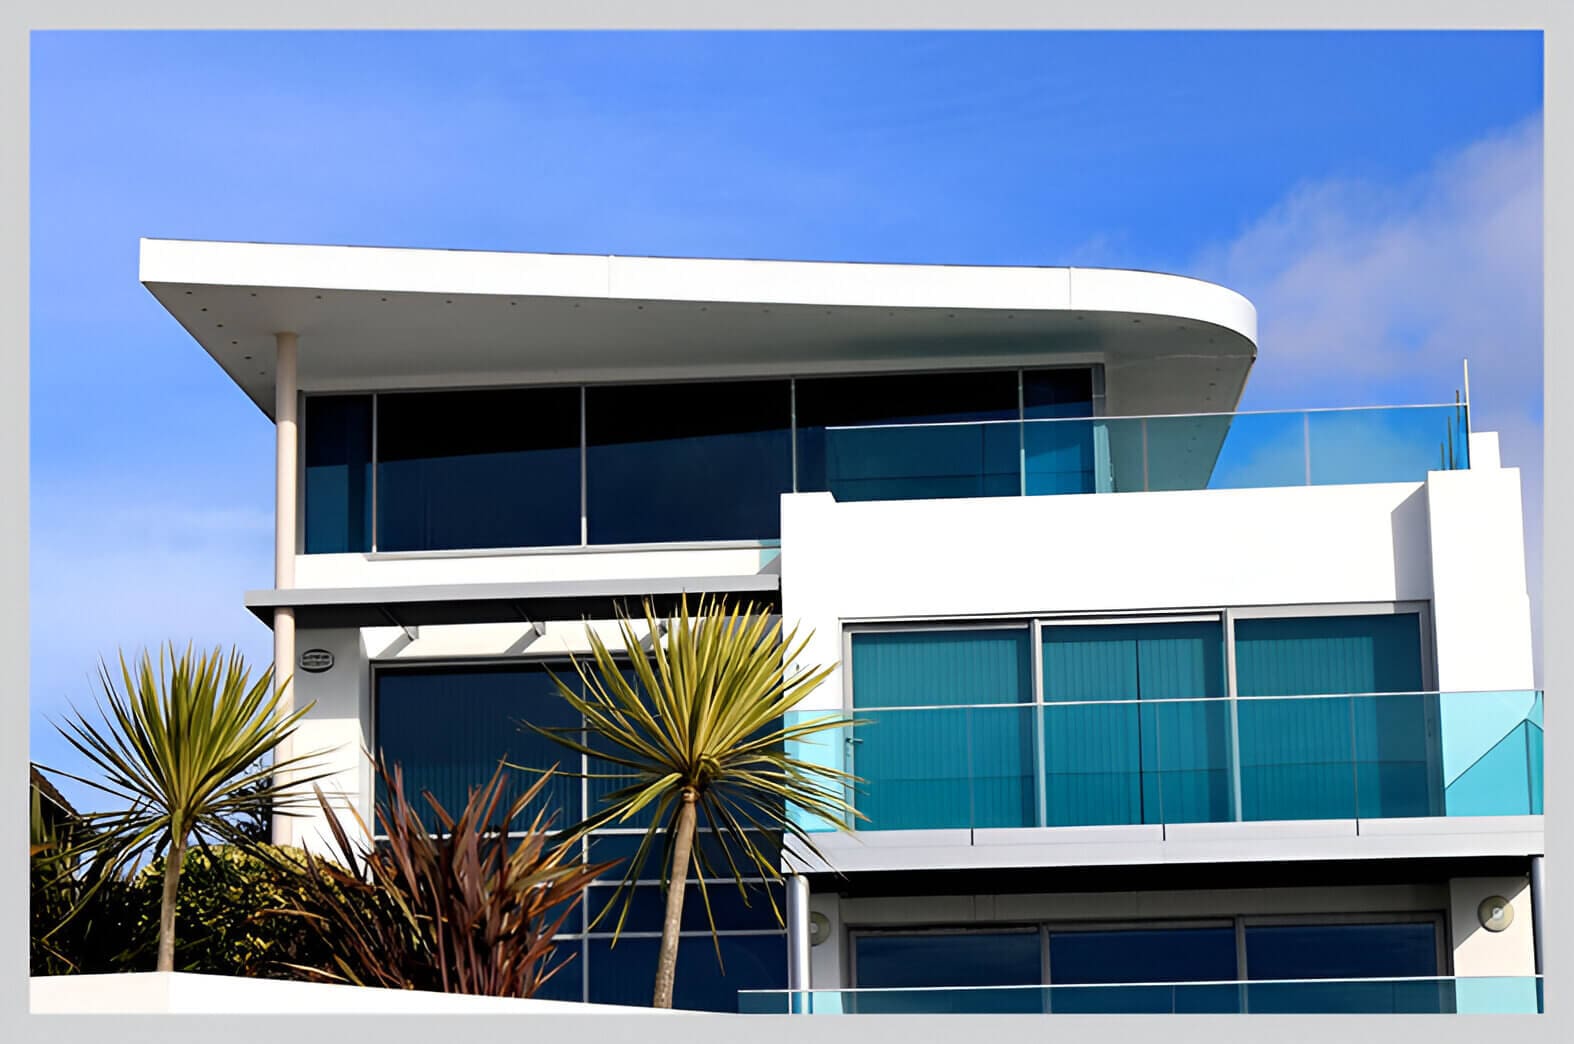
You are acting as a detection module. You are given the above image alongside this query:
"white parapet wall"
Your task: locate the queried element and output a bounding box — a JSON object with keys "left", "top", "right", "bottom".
{"left": 30, "top": 972, "right": 702, "bottom": 1015}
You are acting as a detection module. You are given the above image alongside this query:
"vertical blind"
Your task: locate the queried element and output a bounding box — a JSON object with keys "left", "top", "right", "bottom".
{"left": 1234, "top": 613, "right": 1431, "bottom": 820}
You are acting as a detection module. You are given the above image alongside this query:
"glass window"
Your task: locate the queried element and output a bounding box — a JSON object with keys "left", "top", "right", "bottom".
{"left": 856, "top": 930, "right": 1042, "bottom": 988}
{"left": 373, "top": 664, "right": 583, "bottom": 832}
{"left": 1049, "top": 927, "right": 1237, "bottom": 984}
{"left": 850, "top": 629, "right": 1034, "bottom": 830}
{"left": 1040, "top": 622, "right": 1229, "bottom": 826}
{"left": 1234, "top": 614, "right": 1435, "bottom": 821}
{"left": 532, "top": 941, "right": 586, "bottom": 1002}
{"left": 1024, "top": 368, "right": 1097, "bottom": 495}
{"left": 796, "top": 369, "right": 1022, "bottom": 502}
{"left": 304, "top": 395, "right": 372, "bottom": 553}
{"left": 375, "top": 387, "right": 581, "bottom": 552}
{"left": 1047, "top": 926, "right": 1239, "bottom": 1013}
{"left": 585, "top": 380, "right": 791, "bottom": 544}
{"left": 582, "top": 881, "right": 785, "bottom": 934}
{"left": 587, "top": 933, "right": 787, "bottom": 1012}
{"left": 1245, "top": 921, "right": 1439, "bottom": 980}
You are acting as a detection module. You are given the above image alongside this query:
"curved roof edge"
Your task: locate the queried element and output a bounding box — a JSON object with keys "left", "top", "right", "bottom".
{"left": 139, "top": 238, "right": 1258, "bottom": 348}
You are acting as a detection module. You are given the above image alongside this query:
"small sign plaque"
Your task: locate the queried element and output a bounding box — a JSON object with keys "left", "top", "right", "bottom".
{"left": 299, "top": 648, "right": 335, "bottom": 673}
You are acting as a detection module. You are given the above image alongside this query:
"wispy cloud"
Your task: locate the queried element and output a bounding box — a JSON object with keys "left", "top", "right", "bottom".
{"left": 1189, "top": 115, "right": 1544, "bottom": 682}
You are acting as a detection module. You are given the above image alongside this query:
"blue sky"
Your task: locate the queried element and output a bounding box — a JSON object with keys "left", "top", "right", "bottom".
{"left": 30, "top": 30, "right": 1544, "bottom": 809}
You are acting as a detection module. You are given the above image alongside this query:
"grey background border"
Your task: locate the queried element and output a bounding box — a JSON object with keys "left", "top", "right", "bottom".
{"left": 4, "top": 3, "right": 1564, "bottom": 1042}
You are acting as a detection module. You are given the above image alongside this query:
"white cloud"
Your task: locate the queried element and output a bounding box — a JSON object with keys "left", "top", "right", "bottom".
{"left": 1189, "top": 115, "right": 1544, "bottom": 684}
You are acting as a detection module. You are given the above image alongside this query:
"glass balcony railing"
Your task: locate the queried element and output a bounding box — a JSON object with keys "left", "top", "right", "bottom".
{"left": 818, "top": 403, "right": 1470, "bottom": 502}
{"left": 738, "top": 976, "right": 1543, "bottom": 1015}
{"left": 788, "top": 691, "right": 1542, "bottom": 833}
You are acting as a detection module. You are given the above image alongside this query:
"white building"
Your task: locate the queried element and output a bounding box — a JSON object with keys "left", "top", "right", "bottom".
{"left": 141, "top": 238, "right": 1543, "bottom": 1015}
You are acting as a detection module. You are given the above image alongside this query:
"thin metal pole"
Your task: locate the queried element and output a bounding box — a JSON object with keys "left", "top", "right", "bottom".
{"left": 1018, "top": 370, "right": 1027, "bottom": 497}
{"left": 579, "top": 385, "right": 588, "bottom": 546}
{"left": 1303, "top": 412, "right": 1312, "bottom": 486}
{"left": 1224, "top": 610, "right": 1244, "bottom": 822}
{"left": 1141, "top": 418, "right": 1150, "bottom": 492}
{"left": 1530, "top": 855, "right": 1544, "bottom": 976}
{"left": 787, "top": 874, "right": 812, "bottom": 997}
{"left": 369, "top": 392, "right": 379, "bottom": 552}
{"left": 1032, "top": 619, "right": 1047, "bottom": 828}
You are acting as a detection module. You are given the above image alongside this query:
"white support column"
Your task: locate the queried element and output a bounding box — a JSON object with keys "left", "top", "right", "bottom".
{"left": 786, "top": 873, "right": 811, "bottom": 1002}
{"left": 272, "top": 331, "right": 299, "bottom": 848}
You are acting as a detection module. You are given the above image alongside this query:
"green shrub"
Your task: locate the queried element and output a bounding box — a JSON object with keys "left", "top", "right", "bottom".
{"left": 32, "top": 842, "right": 340, "bottom": 980}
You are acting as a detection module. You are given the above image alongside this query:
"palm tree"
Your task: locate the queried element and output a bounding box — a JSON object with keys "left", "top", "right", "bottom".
{"left": 524, "top": 596, "right": 863, "bottom": 1009}
{"left": 44, "top": 643, "right": 331, "bottom": 972}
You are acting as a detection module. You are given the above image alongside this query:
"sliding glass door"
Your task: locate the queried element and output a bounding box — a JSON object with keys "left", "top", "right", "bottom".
{"left": 1040, "top": 621, "right": 1229, "bottom": 826}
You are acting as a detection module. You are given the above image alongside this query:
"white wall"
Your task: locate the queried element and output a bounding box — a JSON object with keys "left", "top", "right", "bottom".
{"left": 30, "top": 972, "right": 691, "bottom": 1015}
{"left": 294, "top": 543, "right": 778, "bottom": 590}
{"left": 778, "top": 463, "right": 1531, "bottom": 713}
{"left": 1448, "top": 875, "right": 1537, "bottom": 977}
{"left": 780, "top": 481, "right": 1435, "bottom": 711}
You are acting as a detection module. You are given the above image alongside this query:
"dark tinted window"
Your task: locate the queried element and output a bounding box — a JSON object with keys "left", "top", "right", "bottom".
{"left": 585, "top": 380, "right": 791, "bottom": 544}
{"left": 588, "top": 933, "right": 787, "bottom": 1011}
{"left": 373, "top": 664, "right": 583, "bottom": 832}
{"left": 1023, "top": 367, "right": 1095, "bottom": 419}
{"left": 304, "top": 395, "right": 372, "bottom": 553}
{"left": 1245, "top": 922, "right": 1439, "bottom": 980}
{"left": 855, "top": 930, "right": 1041, "bottom": 988}
{"left": 376, "top": 388, "right": 581, "bottom": 551}
{"left": 1049, "top": 927, "right": 1237, "bottom": 984}
{"left": 796, "top": 370, "right": 1022, "bottom": 501}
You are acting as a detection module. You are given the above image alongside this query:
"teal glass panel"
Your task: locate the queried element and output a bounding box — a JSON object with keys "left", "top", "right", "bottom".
{"left": 823, "top": 422, "right": 1020, "bottom": 502}
{"left": 1237, "top": 696, "right": 1357, "bottom": 821}
{"left": 1041, "top": 622, "right": 1226, "bottom": 826}
{"left": 1529, "top": 720, "right": 1544, "bottom": 814}
{"left": 1243, "top": 979, "right": 1454, "bottom": 1014}
{"left": 1444, "top": 720, "right": 1540, "bottom": 816}
{"left": 303, "top": 395, "right": 372, "bottom": 553}
{"left": 1355, "top": 692, "right": 1443, "bottom": 818}
{"left": 1022, "top": 371, "right": 1095, "bottom": 495}
{"left": 850, "top": 630, "right": 1032, "bottom": 830}
{"left": 742, "top": 978, "right": 1541, "bottom": 1016}
{"left": 1023, "top": 419, "right": 1096, "bottom": 495}
{"left": 1307, "top": 404, "right": 1469, "bottom": 484}
{"left": 1147, "top": 413, "right": 1255, "bottom": 491}
{"left": 1234, "top": 614, "right": 1428, "bottom": 821}
{"left": 1148, "top": 698, "right": 1235, "bottom": 824}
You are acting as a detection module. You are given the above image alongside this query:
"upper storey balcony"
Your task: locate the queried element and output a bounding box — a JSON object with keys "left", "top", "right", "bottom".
{"left": 139, "top": 239, "right": 1470, "bottom": 572}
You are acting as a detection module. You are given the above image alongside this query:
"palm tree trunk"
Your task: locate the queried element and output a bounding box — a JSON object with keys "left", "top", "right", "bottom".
{"left": 652, "top": 788, "right": 698, "bottom": 1009}
{"left": 156, "top": 832, "right": 186, "bottom": 972}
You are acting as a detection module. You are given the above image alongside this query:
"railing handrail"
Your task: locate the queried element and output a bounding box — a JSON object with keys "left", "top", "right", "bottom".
{"left": 800, "top": 689, "right": 1542, "bottom": 716}
{"left": 739, "top": 973, "right": 1542, "bottom": 996}
{"left": 822, "top": 401, "right": 1468, "bottom": 433}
